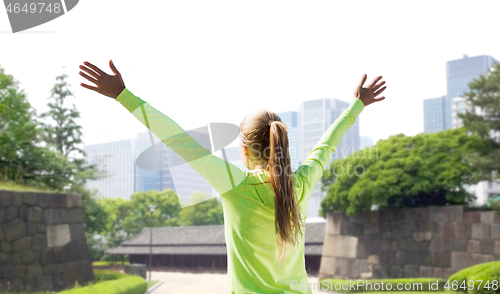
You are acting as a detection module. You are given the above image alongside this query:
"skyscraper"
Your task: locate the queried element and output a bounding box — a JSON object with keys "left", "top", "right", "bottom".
{"left": 299, "top": 98, "right": 360, "bottom": 219}
{"left": 424, "top": 54, "right": 499, "bottom": 133}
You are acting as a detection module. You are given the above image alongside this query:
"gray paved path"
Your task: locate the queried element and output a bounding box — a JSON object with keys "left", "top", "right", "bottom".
{"left": 149, "top": 271, "right": 332, "bottom": 293}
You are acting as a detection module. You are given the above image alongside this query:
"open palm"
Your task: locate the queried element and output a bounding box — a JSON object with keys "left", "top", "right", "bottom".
{"left": 354, "top": 74, "right": 387, "bottom": 106}
{"left": 79, "top": 60, "right": 125, "bottom": 99}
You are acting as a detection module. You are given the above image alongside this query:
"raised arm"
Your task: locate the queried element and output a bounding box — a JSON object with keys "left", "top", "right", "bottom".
{"left": 78, "top": 60, "right": 247, "bottom": 196}
{"left": 294, "top": 74, "right": 386, "bottom": 204}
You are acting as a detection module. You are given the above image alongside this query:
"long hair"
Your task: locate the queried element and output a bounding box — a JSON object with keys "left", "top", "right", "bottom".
{"left": 239, "top": 109, "right": 304, "bottom": 269}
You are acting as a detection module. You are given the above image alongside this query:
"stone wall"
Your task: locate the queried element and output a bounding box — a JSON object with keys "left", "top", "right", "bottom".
{"left": 0, "top": 189, "right": 94, "bottom": 292}
{"left": 319, "top": 205, "right": 500, "bottom": 281}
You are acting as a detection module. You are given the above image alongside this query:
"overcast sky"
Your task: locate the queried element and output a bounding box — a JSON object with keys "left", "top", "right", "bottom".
{"left": 1, "top": 0, "right": 499, "bottom": 151}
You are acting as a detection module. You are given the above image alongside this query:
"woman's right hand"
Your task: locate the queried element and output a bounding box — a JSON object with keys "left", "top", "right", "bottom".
{"left": 79, "top": 60, "right": 125, "bottom": 99}
{"left": 354, "top": 74, "right": 386, "bottom": 106}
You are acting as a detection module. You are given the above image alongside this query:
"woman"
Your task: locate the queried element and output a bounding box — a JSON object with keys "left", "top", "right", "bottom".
{"left": 79, "top": 60, "right": 386, "bottom": 293}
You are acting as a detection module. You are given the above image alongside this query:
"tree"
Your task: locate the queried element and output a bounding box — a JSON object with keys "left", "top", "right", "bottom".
{"left": 458, "top": 62, "right": 500, "bottom": 182}
{"left": 38, "top": 70, "right": 109, "bottom": 234}
{"left": 0, "top": 65, "right": 70, "bottom": 189}
{"left": 178, "top": 192, "right": 224, "bottom": 226}
{"left": 320, "top": 127, "right": 488, "bottom": 216}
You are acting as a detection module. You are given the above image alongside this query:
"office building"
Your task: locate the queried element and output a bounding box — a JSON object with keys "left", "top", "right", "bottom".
{"left": 424, "top": 54, "right": 499, "bottom": 133}
{"left": 359, "top": 136, "right": 375, "bottom": 149}
{"left": 299, "top": 98, "right": 360, "bottom": 220}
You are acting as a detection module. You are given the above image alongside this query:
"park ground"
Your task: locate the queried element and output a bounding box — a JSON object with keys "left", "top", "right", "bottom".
{"left": 149, "top": 271, "right": 331, "bottom": 293}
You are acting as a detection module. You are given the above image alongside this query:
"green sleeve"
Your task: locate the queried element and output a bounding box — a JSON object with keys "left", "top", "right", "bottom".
{"left": 294, "top": 98, "right": 365, "bottom": 203}
{"left": 115, "top": 87, "right": 247, "bottom": 196}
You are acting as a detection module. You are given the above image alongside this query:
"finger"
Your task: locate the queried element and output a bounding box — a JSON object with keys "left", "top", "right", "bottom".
{"left": 80, "top": 83, "right": 100, "bottom": 92}
{"left": 109, "top": 59, "right": 120, "bottom": 75}
{"left": 372, "top": 81, "right": 386, "bottom": 92}
{"left": 374, "top": 86, "right": 387, "bottom": 97}
{"left": 79, "top": 65, "right": 100, "bottom": 79}
{"left": 358, "top": 74, "right": 367, "bottom": 88}
{"left": 83, "top": 61, "right": 107, "bottom": 76}
{"left": 79, "top": 71, "right": 99, "bottom": 84}
{"left": 373, "top": 96, "right": 385, "bottom": 102}
{"left": 367, "top": 76, "right": 383, "bottom": 89}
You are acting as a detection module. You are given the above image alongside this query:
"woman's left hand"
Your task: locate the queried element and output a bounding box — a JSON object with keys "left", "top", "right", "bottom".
{"left": 79, "top": 60, "right": 125, "bottom": 99}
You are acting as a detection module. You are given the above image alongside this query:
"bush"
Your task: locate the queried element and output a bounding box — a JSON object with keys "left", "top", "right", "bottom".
{"left": 58, "top": 270, "right": 147, "bottom": 294}
{"left": 92, "top": 261, "right": 131, "bottom": 267}
{"left": 319, "top": 278, "right": 446, "bottom": 292}
{"left": 448, "top": 261, "right": 500, "bottom": 294}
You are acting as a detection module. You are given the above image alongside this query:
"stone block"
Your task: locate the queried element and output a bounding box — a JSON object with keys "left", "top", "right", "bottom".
{"left": 420, "top": 252, "right": 433, "bottom": 265}
{"left": 13, "top": 236, "right": 31, "bottom": 252}
{"left": 37, "top": 223, "right": 46, "bottom": 234}
{"left": 27, "top": 207, "right": 43, "bottom": 222}
{"left": 364, "top": 222, "right": 379, "bottom": 234}
{"left": 480, "top": 239, "right": 495, "bottom": 254}
{"left": 9, "top": 253, "right": 20, "bottom": 265}
{"left": 381, "top": 238, "right": 391, "bottom": 252}
{"left": 14, "top": 265, "right": 27, "bottom": 278}
{"left": 443, "top": 267, "right": 459, "bottom": 278}
{"left": 27, "top": 264, "right": 43, "bottom": 276}
{"left": 420, "top": 265, "right": 432, "bottom": 277}
{"left": 414, "top": 231, "right": 432, "bottom": 242}
{"left": 432, "top": 222, "right": 443, "bottom": 237}
{"left": 433, "top": 267, "right": 443, "bottom": 278}
{"left": 481, "top": 211, "right": 500, "bottom": 224}
{"left": 391, "top": 223, "right": 413, "bottom": 239}
{"left": 37, "top": 275, "right": 52, "bottom": 290}
{"left": 464, "top": 211, "right": 481, "bottom": 223}
{"left": 323, "top": 235, "right": 359, "bottom": 258}
{"left": 467, "top": 240, "right": 481, "bottom": 252}
{"left": 46, "top": 224, "right": 71, "bottom": 248}
{"left": 11, "top": 191, "right": 23, "bottom": 206}
{"left": 27, "top": 222, "right": 38, "bottom": 236}
{"left": 468, "top": 253, "right": 495, "bottom": 265}
{"left": 43, "top": 209, "right": 62, "bottom": 225}
{"left": 429, "top": 237, "right": 443, "bottom": 253}
{"left": 18, "top": 205, "right": 29, "bottom": 221}
{"left": 22, "top": 192, "right": 37, "bottom": 206}
{"left": 43, "top": 263, "right": 62, "bottom": 275}
{"left": 66, "top": 193, "right": 83, "bottom": 208}
{"left": 456, "top": 222, "right": 472, "bottom": 239}
{"left": 21, "top": 251, "right": 40, "bottom": 264}
{"left": 405, "top": 251, "right": 421, "bottom": 264}
{"left": 6, "top": 206, "right": 18, "bottom": 221}
{"left": 40, "top": 249, "right": 53, "bottom": 265}
{"left": 472, "top": 223, "right": 490, "bottom": 239}
{"left": 38, "top": 193, "right": 66, "bottom": 208}
{"left": 451, "top": 252, "right": 469, "bottom": 268}
{"left": 350, "top": 211, "right": 370, "bottom": 224}
{"left": 61, "top": 209, "right": 84, "bottom": 223}
{"left": 0, "top": 253, "right": 8, "bottom": 264}
{"left": 31, "top": 234, "right": 47, "bottom": 251}
{"left": 0, "top": 191, "right": 13, "bottom": 207}
{"left": 11, "top": 277, "right": 24, "bottom": 291}
{"left": 491, "top": 224, "right": 500, "bottom": 239}
{"left": 2, "top": 265, "right": 14, "bottom": 278}
{"left": 359, "top": 259, "right": 369, "bottom": 272}
{"left": 69, "top": 224, "right": 86, "bottom": 241}
{"left": 404, "top": 264, "right": 420, "bottom": 277}
{"left": 391, "top": 265, "right": 404, "bottom": 278}
{"left": 495, "top": 241, "right": 500, "bottom": 255}
{"left": 433, "top": 205, "right": 463, "bottom": 222}
{"left": 52, "top": 272, "right": 65, "bottom": 291}
{"left": 0, "top": 241, "right": 12, "bottom": 253}
{"left": 326, "top": 212, "right": 345, "bottom": 235}
{"left": 454, "top": 239, "right": 468, "bottom": 251}
{"left": 433, "top": 253, "right": 451, "bottom": 267}
{"left": 319, "top": 256, "right": 336, "bottom": 276}
{"left": 3, "top": 219, "right": 27, "bottom": 241}
{"left": 24, "top": 276, "right": 38, "bottom": 290}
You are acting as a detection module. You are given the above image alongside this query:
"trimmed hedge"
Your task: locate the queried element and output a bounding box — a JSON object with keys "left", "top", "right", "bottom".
{"left": 319, "top": 278, "right": 446, "bottom": 292}
{"left": 58, "top": 270, "right": 147, "bottom": 294}
{"left": 448, "top": 261, "right": 500, "bottom": 294}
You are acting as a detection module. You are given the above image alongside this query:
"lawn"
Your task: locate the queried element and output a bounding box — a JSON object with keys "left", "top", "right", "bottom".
{"left": 0, "top": 180, "right": 59, "bottom": 193}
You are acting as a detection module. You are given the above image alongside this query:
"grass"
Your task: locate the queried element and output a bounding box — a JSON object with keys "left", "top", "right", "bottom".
{"left": 147, "top": 280, "right": 160, "bottom": 289}
{"left": 92, "top": 261, "right": 130, "bottom": 266}
{"left": 0, "top": 180, "right": 59, "bottom": 193}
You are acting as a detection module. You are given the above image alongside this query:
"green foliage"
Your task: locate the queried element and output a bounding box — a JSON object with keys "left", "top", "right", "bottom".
{"left": 321, "top": 128, "right": 486, "bottom": 216}
{"left": 318, "top": 278, "right": 446, "bottom": 293}
{"left": 458, "top": 62, "right": 500, "bottom": 182}
{"left": 178, "top": 192, "right": 224, "bottom": 226}
{"left": 58, "top": 270, "right": 147, "bottom": 294}
{"left": 448, "top": 261, "right": 498, "bottom": 293}
{"left": 0, "top": 65, "right": 71, "bottom": 190}
{"left": 92, "top": 261, "right": 130, "bottom": 267}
